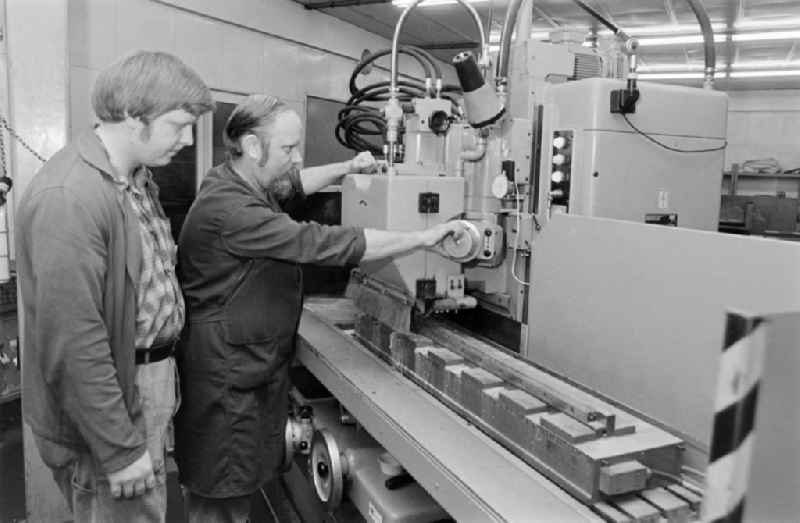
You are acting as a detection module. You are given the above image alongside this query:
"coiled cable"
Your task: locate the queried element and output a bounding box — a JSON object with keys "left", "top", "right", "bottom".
{"left": 336, "top": 46, "right": 462, "bottom": 155}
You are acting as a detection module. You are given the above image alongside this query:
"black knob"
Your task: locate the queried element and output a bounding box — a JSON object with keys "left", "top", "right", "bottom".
{"left": 299, "top": 441, "right": 308, "bottom": 450}
{"left": 428, "top": 110, "right": 451, "bottom": 136}
{"left": 317, "top": 461, "right": 329, "bottom": 478}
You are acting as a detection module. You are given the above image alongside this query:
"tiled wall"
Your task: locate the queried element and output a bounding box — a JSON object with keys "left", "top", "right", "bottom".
{"left": 68, "top": 0, "right": 451, "bottom": 137}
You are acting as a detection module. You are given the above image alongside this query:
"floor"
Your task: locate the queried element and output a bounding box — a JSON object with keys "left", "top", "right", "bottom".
{"left": 0, "top": 401, "right": 24, "bottom": 523}
{"left": 0, "top": 399, "right": 300, "bottom": 523}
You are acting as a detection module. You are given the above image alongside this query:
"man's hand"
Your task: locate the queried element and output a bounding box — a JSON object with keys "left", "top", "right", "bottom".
{"left": 107, "top": 450, "right": 156, "bottom": 499}
{"left": 348, "top": 151, "right": 377, "bottom": 173}
{"left": 420, "top": 221, "right": 465, "bottom": 248}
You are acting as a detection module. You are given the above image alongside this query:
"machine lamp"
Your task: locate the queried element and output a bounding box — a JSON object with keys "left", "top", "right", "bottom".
{"left": 452, "top": 51, "right": 504, "bottom": 128}
{"left": 551, "top": 170, "right": 566, "bottom": 184}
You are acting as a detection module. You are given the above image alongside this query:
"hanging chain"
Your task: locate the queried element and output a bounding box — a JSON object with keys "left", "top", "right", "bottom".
{"left": 0, "top": 112, "right": 48, "bottom": 179}
{"left": 0, "top": 115, "right": 6, "bottom": 178}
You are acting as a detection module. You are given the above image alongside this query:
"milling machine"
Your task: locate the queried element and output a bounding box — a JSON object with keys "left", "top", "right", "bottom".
{"left": 286, "top": 1, "right": 800, "bottom": 522}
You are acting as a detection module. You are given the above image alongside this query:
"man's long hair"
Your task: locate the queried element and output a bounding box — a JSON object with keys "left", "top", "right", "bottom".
{"left": 92, "top": 51, "right": 214, "bottom": 124}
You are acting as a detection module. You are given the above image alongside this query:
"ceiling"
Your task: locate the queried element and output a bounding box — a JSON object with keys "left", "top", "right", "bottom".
{"left": 293, "top": 0, "right": 800, "bottom": 90}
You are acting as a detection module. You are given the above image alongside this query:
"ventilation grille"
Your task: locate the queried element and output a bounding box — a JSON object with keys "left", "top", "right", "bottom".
{"left": 572, "top": 52, "right": 603, "bottom": 80}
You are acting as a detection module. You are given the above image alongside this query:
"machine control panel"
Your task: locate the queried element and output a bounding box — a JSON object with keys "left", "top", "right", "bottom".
{"left": 549, "top": 130, "right": 574, "bottom": 216}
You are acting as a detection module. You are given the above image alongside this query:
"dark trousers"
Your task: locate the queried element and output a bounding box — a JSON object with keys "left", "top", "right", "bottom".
{"left": 184, "top": 490, "right": 251, "bottom": 523}
{"left": 184, "top": 479, "right": 293, "bottom": 523}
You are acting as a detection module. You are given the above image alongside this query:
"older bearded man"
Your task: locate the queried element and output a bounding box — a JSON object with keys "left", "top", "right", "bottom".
{"left": 174, "top": 94, "right": 462, "bottom": 522}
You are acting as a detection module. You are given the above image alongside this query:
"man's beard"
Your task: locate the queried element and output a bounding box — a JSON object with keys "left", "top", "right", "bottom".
{"left": 266, "top": 172, "right": 295, "bottom": 203}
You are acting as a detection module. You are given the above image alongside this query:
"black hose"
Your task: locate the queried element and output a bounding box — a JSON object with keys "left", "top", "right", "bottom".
{"left": 570, "top": 0, "right": 623, "bottom": 36}
{"left": 410, "top": 46, "right": 442, "bottom": 81}
{"left": 350, "top": 46, "right": 438, "bottom": 95}
{"left": 337, "top": 46, "right": 462, "bottom": 154}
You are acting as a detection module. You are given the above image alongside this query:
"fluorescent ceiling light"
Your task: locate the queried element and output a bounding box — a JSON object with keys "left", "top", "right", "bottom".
{"left": 639, "top": 69, "right": 800, "bottom": 80}
{"left": 598, "top": 23, "right": 726, "bottom": 36}
{"left": 731, "top": 60, "right": 800, "bottom": 70}
{"left": 392, "top": 0, "right": 488, "bottom": 7}
{"left": 489, "top": 29, "right": 564, "bottom": 43}
{"left": 637, "top": 34, "right": 725, "bottom": 46}
{"left": 639, "top": 72, "right": 725, "bottom": 80}
{"left": 729, "top": 69, "right": 800, "bottom": 78}
{"left": 638, "top": 63, "right": 704, "bottom": 72}
{"left": 732, "top": 30, "right": 800, "bottom": 42}
{"left": 735, "top": 18, "right": 800, "bottom": 30}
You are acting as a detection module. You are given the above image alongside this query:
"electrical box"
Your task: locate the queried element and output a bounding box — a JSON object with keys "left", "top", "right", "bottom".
{"left": 537, "top": 78, "right": 728, "bottom": 231}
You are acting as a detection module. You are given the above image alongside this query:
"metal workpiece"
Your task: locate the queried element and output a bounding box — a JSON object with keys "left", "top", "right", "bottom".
{"left": 412, "top": 316, "right": 685, "bottom": 504}
{"left": 296, "top": 304, "right": 601, "bottom": 522}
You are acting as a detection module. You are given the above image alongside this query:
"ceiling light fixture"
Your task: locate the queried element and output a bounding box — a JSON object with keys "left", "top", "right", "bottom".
{"left": 637, "top": 34, "right": 725, "bottom": 46}
{"left": 735, "top": 18, "right": 800, "bottom": 30}
{"left": 729, "top": 69, "right": 800, "bottom": 78}
{"left": 638, "top": 72, "right": 727, "bottom": 80}
{"left": 731, "top": 30, "right": 800, "bottom": 42}
{"left": 489, "top": 29, "right": 561, "bottom": 43}
{"left": 638, "top": 63, "right": 705, "bottom": 72}
{"left": 392, "top": 0, "right": 489, "bottom": 7}
{"left": 730, "top": 60, "right": 800, "bottom": 70}
{"left": 598, "top": 23, "right": 726, "bottom": 36}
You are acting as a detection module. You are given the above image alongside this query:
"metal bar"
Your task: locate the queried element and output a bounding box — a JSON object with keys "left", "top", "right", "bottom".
{"left": 303, "top": 0, "right": 391, "bottom": 9}
{"left": 415, "top": 317, "right": 616, "bottom": 429}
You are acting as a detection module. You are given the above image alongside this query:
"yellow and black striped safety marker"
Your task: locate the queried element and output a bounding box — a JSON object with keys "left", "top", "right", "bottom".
{"left": 701, "top": 311, "right": 765, "bottom": 522}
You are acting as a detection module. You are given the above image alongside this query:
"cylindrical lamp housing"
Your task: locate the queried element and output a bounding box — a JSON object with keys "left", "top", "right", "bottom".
{"left": 452, "top": 51, "right": 504, "bottom": 128}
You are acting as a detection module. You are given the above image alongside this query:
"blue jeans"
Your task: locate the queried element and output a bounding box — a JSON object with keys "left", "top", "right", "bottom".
{"left": 34, "top": 357, "right": 179, "bottom": 523}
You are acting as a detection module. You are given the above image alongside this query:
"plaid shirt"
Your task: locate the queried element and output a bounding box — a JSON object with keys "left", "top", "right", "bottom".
{"left": 116, "top": 169, "right": 184, "bottom": 349}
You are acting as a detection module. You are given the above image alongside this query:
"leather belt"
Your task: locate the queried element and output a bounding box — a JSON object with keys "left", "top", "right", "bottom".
{"left": 135, "top": 338, "right": 178, "bottom": 365}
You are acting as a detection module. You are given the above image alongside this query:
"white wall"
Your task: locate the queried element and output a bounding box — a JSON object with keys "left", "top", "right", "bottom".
{"left": 726, "top": 89, "right": 800, "bottom": 172}
{"left": 68, "top": 0, "right": 449, "bottom": 137}
{"left": 6, "top": 1, "right": 73, "bottom": 519}
{"left": 723, "top": 89, "right": 800, "bottom": 196}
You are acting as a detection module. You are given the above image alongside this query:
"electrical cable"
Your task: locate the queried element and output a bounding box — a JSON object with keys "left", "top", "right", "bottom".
{"left": 570, "top": 0, "right": 624, "bottom": 37}
{"left": 336, "top": 46, "right": 462, "bottom": 155}
{"left": 510, "top": 181, "right": 530, "bottom": 287}
{"left": 621, "top": 113, "right": 727, "bottom": 154}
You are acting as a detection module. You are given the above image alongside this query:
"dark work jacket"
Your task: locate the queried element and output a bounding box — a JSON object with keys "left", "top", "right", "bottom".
{"left": 174, "top": 162, "right": 365, "bottom": 497}
{"left": 16, "top": 130, "right": 147, "bottom": 474}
